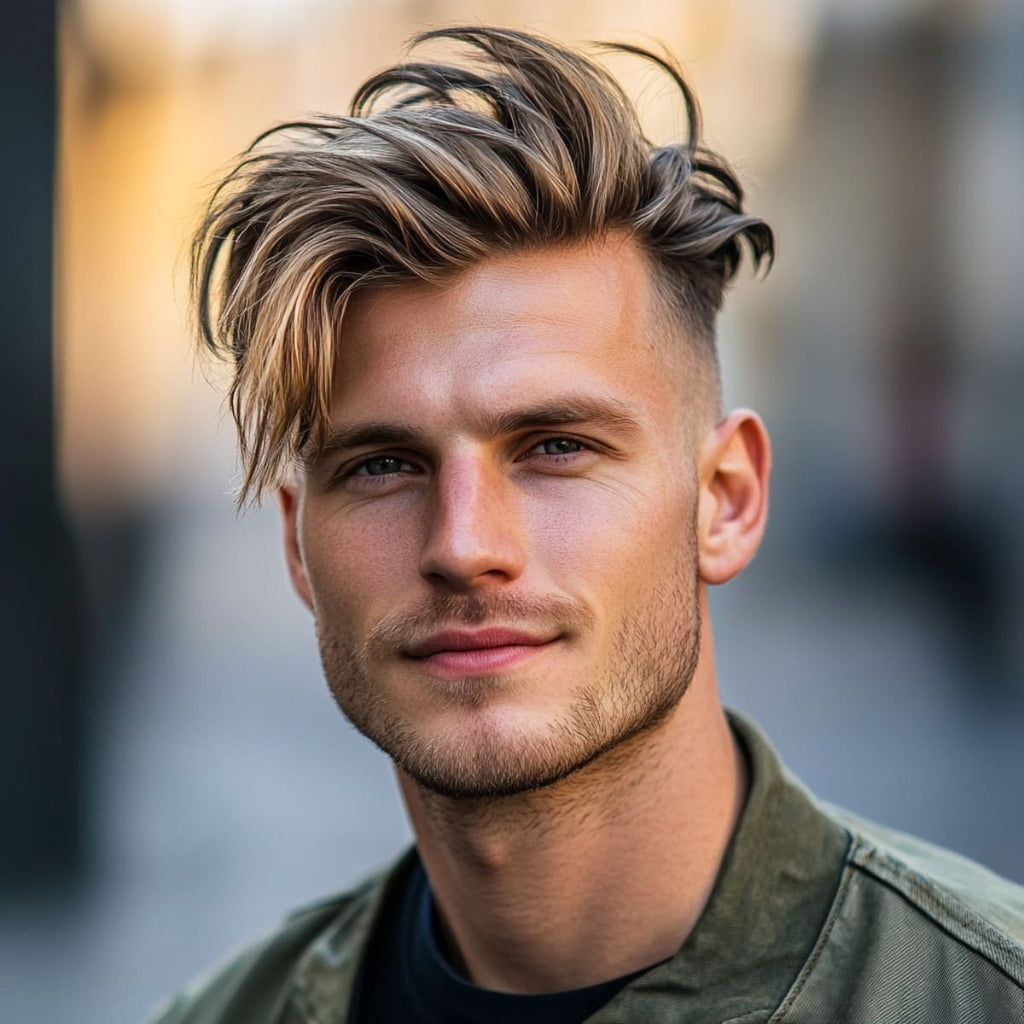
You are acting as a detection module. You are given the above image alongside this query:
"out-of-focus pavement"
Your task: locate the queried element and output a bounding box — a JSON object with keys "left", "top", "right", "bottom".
{"left": 2, "top": 420, "right": 1021, "bottom": 1023}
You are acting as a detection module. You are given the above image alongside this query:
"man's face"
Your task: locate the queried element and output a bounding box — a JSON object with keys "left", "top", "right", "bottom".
{"left": 283, "top": 235, "right": 708, "bottom": 798}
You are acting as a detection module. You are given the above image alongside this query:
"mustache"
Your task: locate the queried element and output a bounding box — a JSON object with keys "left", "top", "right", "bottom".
{"left": 364, "top": 592, "right": 594, "bottom": 656}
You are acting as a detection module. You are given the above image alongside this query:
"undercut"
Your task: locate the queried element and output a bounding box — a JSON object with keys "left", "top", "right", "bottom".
{"left": 192, "top": 26, "right": 774, "bottom": 505}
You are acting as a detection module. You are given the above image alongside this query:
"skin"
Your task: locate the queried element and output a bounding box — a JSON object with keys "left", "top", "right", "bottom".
{"left": 279, "top": 233, "right": 771, "bottom": 993}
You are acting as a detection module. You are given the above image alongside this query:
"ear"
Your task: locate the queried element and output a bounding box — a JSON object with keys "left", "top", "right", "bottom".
{"left": 696, "top": 409, "right": 771, "bottom": 585}
{"left": 278, "top": 483, "right": 314, "bottom": 612}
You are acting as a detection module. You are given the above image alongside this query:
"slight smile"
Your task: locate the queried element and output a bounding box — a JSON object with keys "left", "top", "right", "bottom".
{"left": 405, "top": 629, "right": 559, "bottom": 676}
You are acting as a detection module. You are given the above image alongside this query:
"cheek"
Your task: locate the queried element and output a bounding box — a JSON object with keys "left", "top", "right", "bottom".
{"left": 300, "top": 508, "right": 419, "bottom": 620}
{"left": 526, "top": 478, "right": 695, "bottom": 599}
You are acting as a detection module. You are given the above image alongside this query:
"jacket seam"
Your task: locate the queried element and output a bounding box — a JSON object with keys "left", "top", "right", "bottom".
{"left": 723, "top": 1009, "right": 776, "bottom": 1024}
{"left": 849, "top": 855, "right": 1024, "bottom": 988}
{"left": 768, "top": 852, "right": 858, "bottom": 1022}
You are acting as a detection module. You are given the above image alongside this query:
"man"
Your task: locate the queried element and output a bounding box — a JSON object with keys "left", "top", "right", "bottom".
{"left": 153, "top": 26, "right": 1024, "bottom": 1023}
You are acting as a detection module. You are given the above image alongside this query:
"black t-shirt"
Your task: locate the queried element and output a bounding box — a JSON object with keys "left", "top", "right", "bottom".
{"left": 349, "top": 856, "right": 658, "bottom": 1023}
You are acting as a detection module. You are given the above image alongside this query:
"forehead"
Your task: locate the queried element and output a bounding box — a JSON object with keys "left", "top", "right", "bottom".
{"left": 332, "top": 235, "right": 678, "bottom": 430}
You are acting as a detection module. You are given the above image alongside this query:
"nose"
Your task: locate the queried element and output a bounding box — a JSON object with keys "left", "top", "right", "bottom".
{"left": 419, "top": 455, "right": 525, "bottom": 589}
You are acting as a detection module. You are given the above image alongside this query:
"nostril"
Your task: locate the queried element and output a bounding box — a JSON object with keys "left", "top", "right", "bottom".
{"left": 419, "top": 464, "right": 524, "bottom": 586}
{"left": 418, "top": 526, "right": 525, "bottom": 588}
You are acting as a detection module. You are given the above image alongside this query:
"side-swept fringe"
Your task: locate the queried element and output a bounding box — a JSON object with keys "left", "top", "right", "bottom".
{"left": 192, "top": 26, "right": 774, "bottom": 507}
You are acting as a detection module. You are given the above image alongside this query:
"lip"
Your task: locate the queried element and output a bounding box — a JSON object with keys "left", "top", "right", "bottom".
{"left": 405, "top": 628, "right": 558, "bottom": 675}
{"left": 406, "top": 628, "right": 554, "bottom": 658}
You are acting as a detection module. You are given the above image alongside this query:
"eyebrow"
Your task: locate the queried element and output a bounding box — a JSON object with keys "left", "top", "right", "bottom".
{"left": 309, "top": 393, "right": 644, "bottom": 467}
{"left": 486, "top": 395, "right": 644, "bottom": 438}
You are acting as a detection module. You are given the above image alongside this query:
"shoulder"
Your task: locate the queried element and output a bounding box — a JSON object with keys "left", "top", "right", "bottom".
{"left": 831, "top": 805, "right": 1024, "bottom": 951}
{"left": 145, "top": 866, "right": 394, "bottom": 1024}
{"left": 779, "top": 804, "right": 1024, "bottom": 1023}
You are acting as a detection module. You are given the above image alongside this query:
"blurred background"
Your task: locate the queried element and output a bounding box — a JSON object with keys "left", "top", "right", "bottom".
{"left": 2, "top": 0, "right": 1022, "bottom": 1020}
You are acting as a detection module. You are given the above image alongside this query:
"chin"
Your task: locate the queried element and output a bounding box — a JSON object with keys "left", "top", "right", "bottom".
{"left": 391, "top": 736, "right": 604, "bottom": 800}
{"left": 382, "top": 695, "right": 677, "bottom": 801}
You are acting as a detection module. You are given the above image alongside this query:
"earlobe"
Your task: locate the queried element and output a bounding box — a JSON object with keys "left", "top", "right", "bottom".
{"left": 697, "top": 409, "right": 771, "bottom": 585}
{"left": 278, "top": 484, "right": 315, "bottom": 612}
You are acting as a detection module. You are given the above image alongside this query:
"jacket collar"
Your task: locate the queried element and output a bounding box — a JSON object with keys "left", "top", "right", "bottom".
{"left": 291, "top": 711, "right": 850, "bottom": 1023}
{"left": 589, "top": 711, "right": 850, "bottom": 1022}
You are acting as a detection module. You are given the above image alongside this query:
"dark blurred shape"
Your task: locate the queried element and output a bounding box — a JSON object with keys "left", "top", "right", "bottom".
{"left": 779, "top": 9, "right": 1024, "bottom": 696}
{"left": 840, "top": 22, "right": 1010, "bottom": 687}
{"left": 0, "top": 0, "right": 89, "bottom": 888}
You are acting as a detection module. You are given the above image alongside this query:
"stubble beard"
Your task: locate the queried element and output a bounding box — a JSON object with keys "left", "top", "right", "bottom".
{"left": 316, "top": 538, "right": 701, "bottom": 801}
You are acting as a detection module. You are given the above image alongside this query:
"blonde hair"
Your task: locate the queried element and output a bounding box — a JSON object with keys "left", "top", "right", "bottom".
{"left": 192, "top": 27, "right": 773, "bottom": 506}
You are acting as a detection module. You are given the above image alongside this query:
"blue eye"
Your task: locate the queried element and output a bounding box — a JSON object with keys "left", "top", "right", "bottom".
{"left": 538, "top": 437, "right": 584, "bottom": 456}
{"left": 356, "top": 456, "right": 410, "bottom": 476}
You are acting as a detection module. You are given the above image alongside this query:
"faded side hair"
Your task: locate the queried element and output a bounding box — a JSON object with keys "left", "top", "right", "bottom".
{"left": 192, "top": 26, "right": 774, "bottom": 506}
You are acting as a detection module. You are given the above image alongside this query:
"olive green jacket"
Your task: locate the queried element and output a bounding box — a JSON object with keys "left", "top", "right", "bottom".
{"left": 148, "top": 715, "right": 1024, "bottom": 1023}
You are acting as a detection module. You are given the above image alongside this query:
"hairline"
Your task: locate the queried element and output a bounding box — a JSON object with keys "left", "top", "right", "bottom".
{"left": 315, "top": 231, "right": 723, "bottom": 457}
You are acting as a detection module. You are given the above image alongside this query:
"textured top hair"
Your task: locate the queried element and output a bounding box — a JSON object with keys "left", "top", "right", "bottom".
{"left": 192, "top": 26, "right": 774, "bottom": 506}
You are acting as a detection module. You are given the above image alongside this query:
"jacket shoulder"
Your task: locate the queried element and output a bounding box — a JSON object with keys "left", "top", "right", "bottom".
{"left": 776, "top": 806, "right": 1024, "bottom": 1023}
{"left": 145, "top": 872, "right": 386, "bottom": 1024}
{"left": 831, "top": 805, "right": 1024, "bottom": 953}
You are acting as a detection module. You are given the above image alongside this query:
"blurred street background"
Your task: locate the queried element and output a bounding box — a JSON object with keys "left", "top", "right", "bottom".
{"left": 2, "top": 0, "right": 1023, "bottom": 1020}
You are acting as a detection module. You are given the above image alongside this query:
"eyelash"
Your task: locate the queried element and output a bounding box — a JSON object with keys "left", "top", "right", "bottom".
{"left": 521, "top": 436, "right": 588, "bottom": 461}
{"left": 337, "top": 434, "right": 592, "bottom": 487}
{"left": 343, "top": 455, "right": 419, "bottom": 485}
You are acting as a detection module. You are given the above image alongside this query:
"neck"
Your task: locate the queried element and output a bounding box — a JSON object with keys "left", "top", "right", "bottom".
{"left": 396, "top": 620, "right": 746, "bottom": 994}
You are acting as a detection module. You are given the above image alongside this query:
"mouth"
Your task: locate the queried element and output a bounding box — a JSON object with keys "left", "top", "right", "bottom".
{"left": 404, "top": 628, "right": 559, "bottom": 675}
